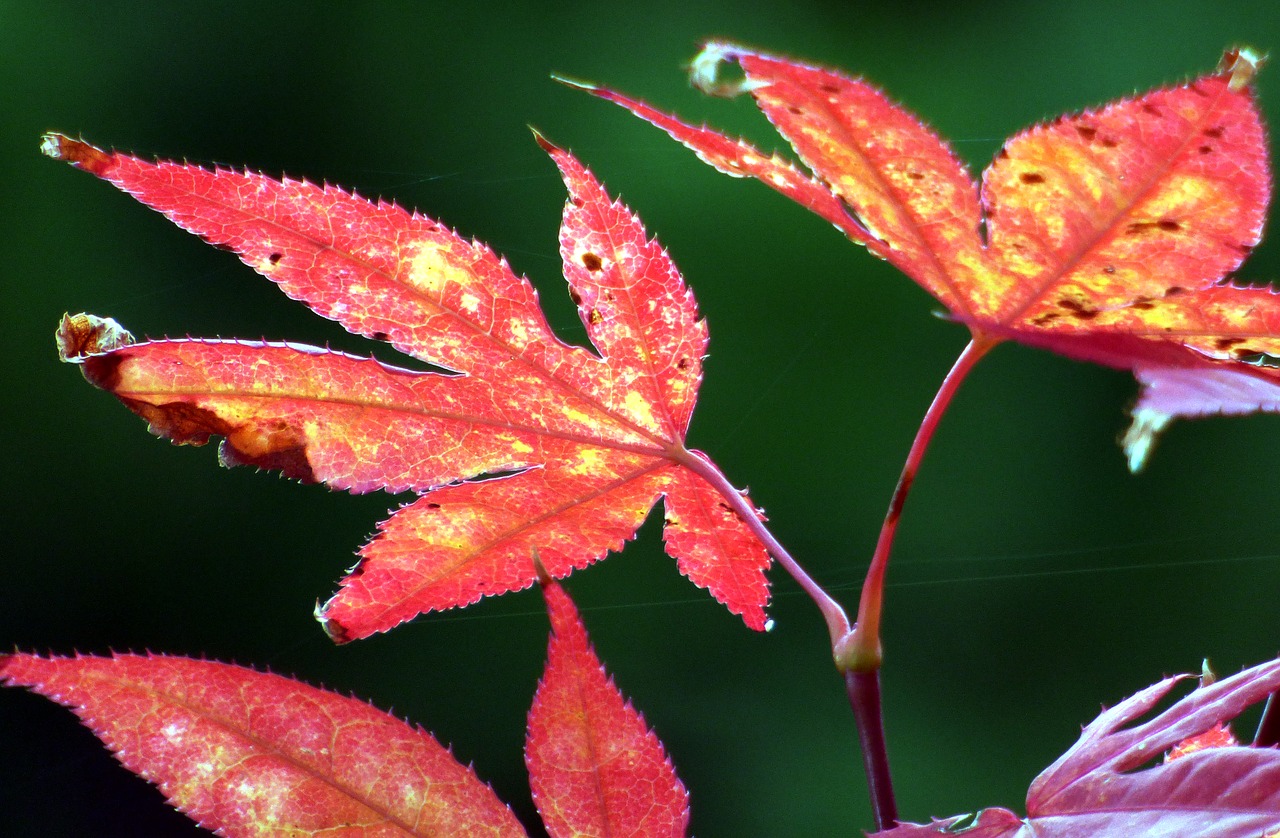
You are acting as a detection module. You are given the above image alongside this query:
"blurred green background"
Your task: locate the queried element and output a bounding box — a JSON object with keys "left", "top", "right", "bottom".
{"left": 5, "top": 2, "right": 1280, "bottom": 835}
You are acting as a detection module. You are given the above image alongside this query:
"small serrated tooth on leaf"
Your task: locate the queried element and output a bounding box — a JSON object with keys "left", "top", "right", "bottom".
{"left": 1219, "top": 46, "right": 1266, "bottom": 91}
{"left": 56, "top": 313, "right": 135, "bottom": 362}
{"left": 689, "top": 42, "right": 769, "bottom": 98}
{"left": 1121, "top": 407, "right": 1173, "bottom": 474}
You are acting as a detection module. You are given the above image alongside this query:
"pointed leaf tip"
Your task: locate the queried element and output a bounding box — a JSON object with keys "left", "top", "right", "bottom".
{"left": 550, "top": 72, "right": 597, "bottom": 92}
{"left": 528, "top": 125, "right": 559, "bottom": 155}
{"left": 41, "top": 133, "right": 113, "bottom": 175}
{"left": 56, "top": 313, "right": 134, "bottom": 363}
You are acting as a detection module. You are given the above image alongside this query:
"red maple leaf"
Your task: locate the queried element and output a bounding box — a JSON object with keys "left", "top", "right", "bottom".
{"left": 45, "top": 131, "right": 771, "bottom": 640}
{"left": 871, "top": 658, "right": 1280, "bottom": 837}
{"left": 572, "top": 44, "right": 1277, "bottom": 471}
{"left": 0, "top": 576, "right": 688, "bottom": 836}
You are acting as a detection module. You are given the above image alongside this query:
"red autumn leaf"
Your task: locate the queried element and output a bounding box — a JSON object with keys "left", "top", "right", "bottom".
{"left": 526, "top": 574, "right": 689, "bottom": 838}
{"left": 576, "top": 44, "right": 1278, "bottom": 471}
{"left": 44, "top": 131, "right": 771, "bottom": 640}
{"left": 870, "top": 658, "right": 1280, "bottom": 838}
{"left": 0, "top": 652, "right": 525, "bottom": 837}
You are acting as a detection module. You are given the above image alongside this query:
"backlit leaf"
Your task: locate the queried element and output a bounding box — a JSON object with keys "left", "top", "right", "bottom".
{"left": 581, "top": 44, "right": 1277, "bottom": 470}
{"left": 871, "top": 658, "right": 1280, "bottom": 837}
{"left": 0, "top": 652, "right": 525, "bottom": 837}
{"left": 526, "top": 575, "right": 689, "bottom": 837}
{"left": 45, "top": 131, "right": 771, "bottom": 640}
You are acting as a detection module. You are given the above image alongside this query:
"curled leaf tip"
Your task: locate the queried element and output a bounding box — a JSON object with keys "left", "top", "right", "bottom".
{"left": 41, "top": 132, "right": 113, "bottom": 175}
{"left": 1220, "top": 46, "right": 1266, "bottom": 91}
{"left": 56, "top": 313, "right": 134, "bottom": 363}
{"left": 689, "top": 41, "right": 770, "bottom": 97}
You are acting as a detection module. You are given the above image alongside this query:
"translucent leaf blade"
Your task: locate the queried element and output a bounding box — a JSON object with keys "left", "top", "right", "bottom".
{"left": 561, "top": 78, "right": 884, "bottom": 254}
{"left": 50, "top": 136, "right": 774, "bottom": 633}
{"left": 984, "top": 66, "right": 1269, "bottom": 327}
{"left": 544, "top": 136, "right": 707, "bottom": 439}
{"left": 319, "top": 455, "right": 668, "bottom": 642}
{"left": 42, "top": 134, "right": 572, "bottom": 381}
{"left": 526, "top": 578, "right": 689, "bottom": 838}
{"left": 692, "top": 42, "right": 991, "bottom": 317}
{"left": 872, "top": 658, "right": 1280, "bottom": 838}
{"left": 1, "top": 653, "right": 525, "bottom": 837}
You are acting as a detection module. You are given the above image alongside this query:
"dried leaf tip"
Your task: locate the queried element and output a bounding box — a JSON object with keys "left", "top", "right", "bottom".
{"left": 689, "top": 41, "right": 771, "bottom": 97}
{"left": 1220, "top": 46, "right": 1266, "bottom": 92}
{"left": 56, "top": 313, "right": 134, "bottom": 363}
{"left": 40, "top": 133, "right": 112, "bottom": 175}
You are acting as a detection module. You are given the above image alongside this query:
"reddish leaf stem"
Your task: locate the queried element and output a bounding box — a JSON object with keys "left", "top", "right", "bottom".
{"left": 1254, "top": 692, "right": 1280, "bottom": 747}
{"left": 839, "top": 335, "right": 997, "bottom": 672}
{"left": 846, "top": 669, "right": 897, "bottom": 831}
{"left": 674, "top": 449, "right": 851, "bottom": 644}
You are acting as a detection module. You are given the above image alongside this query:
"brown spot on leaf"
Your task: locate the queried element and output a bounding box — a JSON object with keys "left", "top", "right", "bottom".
{"left": 786, "top": 105, "right": 803, "bottom": 115}
{"left": 1075, "top": 125, "right": 1098, "bottom": 141}
{"left": 1142, "top": 103, "right": 1162, "bottom": 116}
{"left": 1199, "top": 145, "right": 1214, "bottom": 154}
{"left": 569, "top": 288, "right": 583, "bottom": 307}
{"left": 1204, "top": 126, "right": 1225, "bottom": 138}
{"left": 588, "top": 309, "right": 603, "bottom": 325}
{"left": 1165, "top": 286, "right": 1187, "bottom": 296}
{"left": 1019, "top": 172, "right": 1045, "bottom": 185}
{"left": 1216, "top": 337, "right": 1247, "bottom": 350}
{"left": 370, "top": 331, "right": 390, "bottom": 342}
{"left": 676, "top": 357, "right": 692, "bottom": 371}
{"left": 581, "top": 252, "right": 603, "bottom": 271}
{"left": 819, "top": 83, "right": 840, "bottom": 93}
{"left": 1126, "top": 220, "right": 1181, "bottom": 236}
{"left": 1103, "top": 265, "right": 1116, "bottom": 274}
{"left": 1100, "top": 137, "right": 1118, "bottom": 148}
{"left": 268, "top": 252, "right": 284, "bottom": 265}
{"left": 1057, "top": 298, "right": 1098, "bottom": 320}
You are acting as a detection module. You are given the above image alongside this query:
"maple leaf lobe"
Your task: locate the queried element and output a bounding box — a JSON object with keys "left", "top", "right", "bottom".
{"left": 48, "top": 132, "right": 773, "bottom": 638}
{"left": 584, "top": 45, "right": 1279, "bottom": 472}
